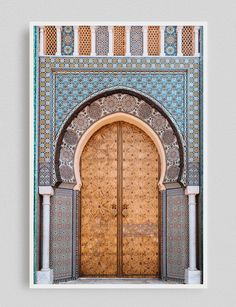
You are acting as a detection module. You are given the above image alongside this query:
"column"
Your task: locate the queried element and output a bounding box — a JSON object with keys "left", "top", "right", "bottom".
{"left": 91, "top": 26, "right": 96, "bottom": 56}
{"left": 160, "top": 26, "right": 165, "bottom": 56}
{"left": 73, "top": 25, "right": 79, "bottom": 56}
{"left": 142, "top": 26, "right": 148, "bottom": 56}
{"left": 36, "top": 186, "right": 54, "bottom": 284}
{"left": 184, "top": 186, "right": 201, "bottom": 284}
{"left": 125, "top": 26, "right": 131, "bottom": 56}
{"left": 55, "top": 26, "right": 62, "bottom": 56}
{"left": 108, "top": 26, "right": 113, "bottom": 56}
{"left": 177, "top": 26, "right": 183, "bottom": 56}
{"left": 39, "top": 26, "right": 44, "bottom": 56}
{"left": 194, "top": 26, "right": 200, "bottom": 57}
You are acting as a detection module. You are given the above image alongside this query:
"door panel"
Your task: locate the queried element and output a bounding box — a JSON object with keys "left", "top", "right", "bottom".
{"left": 122, "top": 122, "right": 160, "bottom": 276}
{"left": 80, "top": 123, "right": 118, "bottom": 276}
{"left": 80, "top": 121, "right": 160, "bottom": 277}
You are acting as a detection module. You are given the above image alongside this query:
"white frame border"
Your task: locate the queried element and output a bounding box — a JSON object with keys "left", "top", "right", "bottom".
{"left": 29, "top": 21, "right": 207, "bottom": 289}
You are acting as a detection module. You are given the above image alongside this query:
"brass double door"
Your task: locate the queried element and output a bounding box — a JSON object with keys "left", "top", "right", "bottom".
{"left": 80, "top": 121, "right": 160, "bottom": 277}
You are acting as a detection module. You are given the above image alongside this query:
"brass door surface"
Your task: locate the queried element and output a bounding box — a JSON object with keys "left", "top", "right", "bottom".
{"left": 80, "top": 121, "right": 160, "bottom": 277}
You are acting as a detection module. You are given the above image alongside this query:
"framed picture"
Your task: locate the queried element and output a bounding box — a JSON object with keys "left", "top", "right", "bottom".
{"left": 30, "top": 22, "right": 207, "bottom": 288}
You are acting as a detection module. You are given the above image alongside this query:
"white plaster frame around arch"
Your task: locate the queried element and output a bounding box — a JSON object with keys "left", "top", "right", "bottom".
{"left": 73, "top": 113, "right": 166, "bottom": 191}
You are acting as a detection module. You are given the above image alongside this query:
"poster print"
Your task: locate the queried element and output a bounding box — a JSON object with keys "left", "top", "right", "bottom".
{"left": 30, "top": 22, "right": 206, "bottom": 288}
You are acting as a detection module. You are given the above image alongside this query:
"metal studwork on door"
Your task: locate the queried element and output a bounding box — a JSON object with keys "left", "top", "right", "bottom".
{"left": 80, "top": 121, "right": 160, "bottom": 277}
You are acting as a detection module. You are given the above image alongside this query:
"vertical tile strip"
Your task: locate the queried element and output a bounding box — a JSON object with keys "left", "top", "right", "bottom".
{"left": 161, "top": 189, "right": 167, "bottom": 280}
{"left": 33, "top": 26, "right": 39, "bottom": 284}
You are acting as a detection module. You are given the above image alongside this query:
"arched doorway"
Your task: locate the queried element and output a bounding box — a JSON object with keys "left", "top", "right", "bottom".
{"left": 79, "top": 121, "right": 160, "bottom": 277}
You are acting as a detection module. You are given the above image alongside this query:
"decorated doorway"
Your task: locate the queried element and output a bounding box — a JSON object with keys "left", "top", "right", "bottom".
{"left": 79, "top": 121, "right": 160, "bottom": 277}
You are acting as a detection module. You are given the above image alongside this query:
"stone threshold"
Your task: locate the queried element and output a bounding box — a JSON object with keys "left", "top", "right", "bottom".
{"left": 60, "top": 278, "right": 182, "bottom": 284}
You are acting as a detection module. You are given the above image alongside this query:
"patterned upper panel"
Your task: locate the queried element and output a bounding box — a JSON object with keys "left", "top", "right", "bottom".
{"left": 54, "top": 72, "right": 186, "bottom": 135}
{"left": 61, "top": 26, "right": 74, "bottom": 55}
{"left": 38, "top": 56, "right": 200, "bottom": 185}
{"left": 164, "top": 26, "right": 177, "bottom": 56}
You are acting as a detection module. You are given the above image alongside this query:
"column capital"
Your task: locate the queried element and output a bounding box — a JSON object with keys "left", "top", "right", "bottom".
{"left": 185, "top": 186, "right": 199, "bottom": 196}
{"left": 142, "top": 25, "right": 148, "bottom": 31}
{"left": 194, "top": 26, "right": 200, "bottom": 32}
{"left": 108, "top": 25, "right": 114, "bottom": 31}
{"left": 125, "top": 25, "right": 131, "bottom": 30}
{"left": 39, "top": 186, "right": 54, "bottom": 196}
{"left": 160, "top": 26, "right": 165, "bottom": 32}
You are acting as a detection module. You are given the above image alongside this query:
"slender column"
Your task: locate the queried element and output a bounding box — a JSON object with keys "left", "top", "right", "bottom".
{"left": 160, "top": 26, "right": 165, "bottom": 56}
{"left": 73, "top": 25, "right": 79, "bottom": 56}
{"left": 185, "top": 186, "right": 201, "bottom": 284}
{"left": 91, "top": 26, "right": 96, "bottom": 56}
{"left": 55, "top": 26, "right": 62, "bottom": 56}
{"left": 177, "top": 26, "right": 183, "bottom": 56}
{"left": 142, "top": 26, "right": 148, "bottom": 56}
{"left": 194, "top": 26, "right": 200, "bottom": 57}
{"left": 39, "top": 26, "right": 44, "bottom": 56}
{"left": 125, "top": 26, "right": 131, "bottom": 56}
{"left": 108, "top": 26, "right": 114, "bottom": 56}
{"left": 36, "top": 186, "right": 54, "bottom": 284}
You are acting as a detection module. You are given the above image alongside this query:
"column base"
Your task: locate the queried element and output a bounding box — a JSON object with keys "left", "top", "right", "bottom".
{"left": 36, "top": 269, "right": 53, "bottom": 284}
{"left": 184, "top": 268, "right": 201, "bottom": 284}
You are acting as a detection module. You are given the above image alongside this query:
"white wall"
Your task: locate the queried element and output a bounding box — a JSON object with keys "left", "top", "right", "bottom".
{"left": 0, "top": 0, "right": 236, "bottom": 306}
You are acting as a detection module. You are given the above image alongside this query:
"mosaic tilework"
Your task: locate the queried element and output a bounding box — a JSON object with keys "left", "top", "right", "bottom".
{"left": 38, "top": 57, "right": 200, "bottom": 185}
{"left": 61, "top": 26, "right": 74, "bottom": 56}
{"left": 188, "top": 162, "right": 200, "bottom": 185}
{"left": 130, "top": 26, "right": 143, "bottom": 56}
{"left": 45, "top": 26, "right": 57, "bottom": 55}
{"left": 58, "top": 93, "right": 185, "bottom": 185}
{"left": 167, "top": 188, "right": 188, "bottom": 280}
{"left": 54, "top": 71, "right": 186, "bottom": 135}
{"left": 182, "top": 26, "right": 194, "bottom": 56}
{"left": 39, "top": 162, "right": 50, "bottom": 185}
{"left": 164, "top": 26, "right": 177, "bottom": 56}
{"left": 113, "top": 26, "right": 126, "bottom": 56}
{"left": 96, "top": 26, "right": 109, "bottom": 56}
{"left": 50, "top": 188, "right": 73, "bottom": 281}
{"left": 78, "top": 26, "right": 91, "bottom": 55}
{"left": 148, "top": 26, "right": 160, "bottom": 56}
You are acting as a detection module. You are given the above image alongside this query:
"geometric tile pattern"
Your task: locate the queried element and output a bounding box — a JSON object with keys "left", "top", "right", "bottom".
{"left": 58, "top": 93, "right": 185, "bottom": 184}
{"left": 61, "top": 26, "right": 74, "bottom": 56}
{"left": 96, "top": 26, "right": 109, "bottom": 56}
{"left": 50, "top": 188, "right": 73, "bottom": 281}
{"left": 45, "top": 26, "right": 57, "bottom": 55}
{"left": 113, "top": 26, "right": 126, "bottom": 56}
{"left": 54, "top": 71, "right": 186, "bottom": 135}
{"left": 78, "top": 26, "right": 91, "bottom": 55}
{"left": 130, "top": 26, "right": 143, "bottom": 56}
{"left": 148, "top": 26, "right": 160, "bottom": 56}
{"left": 164, "top": 26, "right": 177, "bottom": 56}
{"left": 38, "top": 56, "right": 200, "bottom": 184}
{"left": 167, "top": 188, "right": 189, "bottom": 280}
{"left": 188, "top": 162, "right": 200, "bottom": 185}
{"left": 182, "top": 26, "right": 194, "bottom": 56}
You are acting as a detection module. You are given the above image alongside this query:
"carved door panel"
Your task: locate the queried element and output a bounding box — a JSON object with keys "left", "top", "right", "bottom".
{"left": 80, "top": 121, "right": 160, "bottom": 277}
{"left": 122, "top": 122, "right": 160, "bottom": 276}
{"left": 80, "top": 123, "right": 118, "bottom": 276}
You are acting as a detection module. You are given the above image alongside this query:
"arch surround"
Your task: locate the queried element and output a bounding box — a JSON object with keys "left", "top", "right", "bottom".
{"left": 56, "top": 92, "right": 185, "bottom": 188}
